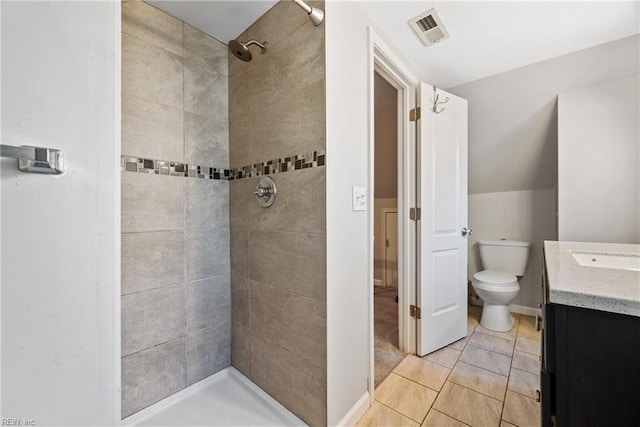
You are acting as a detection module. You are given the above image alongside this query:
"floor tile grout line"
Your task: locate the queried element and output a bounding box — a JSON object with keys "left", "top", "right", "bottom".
{"left": 445, "top": 366, "right": 509, "bottom": 403}
{"left": 389, "top": 368, "right": 445, "bottom": 394}
{"left": 372, "top": 399, "right": 422, "bottom": 425}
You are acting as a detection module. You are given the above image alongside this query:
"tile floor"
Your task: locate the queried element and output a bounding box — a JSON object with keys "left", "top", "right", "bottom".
{"left": 358, "top": 305, "right": 542, "bottom": 427}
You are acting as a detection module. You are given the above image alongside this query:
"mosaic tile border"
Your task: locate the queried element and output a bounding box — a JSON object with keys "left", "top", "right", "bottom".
{"left": 121, "top": 150, "right": 325, "bottom": 181}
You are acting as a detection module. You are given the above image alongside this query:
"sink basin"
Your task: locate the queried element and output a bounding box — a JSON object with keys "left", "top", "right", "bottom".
{"left": 572, "top": 251, "right": 640, "bottom": 272}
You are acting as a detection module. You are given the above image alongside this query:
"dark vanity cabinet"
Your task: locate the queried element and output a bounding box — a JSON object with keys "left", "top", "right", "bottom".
{"left": 540, "top": 257, "right": 640, "bottom": 427}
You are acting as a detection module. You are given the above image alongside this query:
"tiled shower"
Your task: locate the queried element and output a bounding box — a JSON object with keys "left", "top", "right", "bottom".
{"left": 120, "top": 1, "right": 326, "bottom": 426}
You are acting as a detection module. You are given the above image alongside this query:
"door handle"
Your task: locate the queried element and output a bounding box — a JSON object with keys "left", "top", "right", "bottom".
{"left": 461, "top": 227, "right": 472, "bottom": 237}
{"left": 1, "top": 144, "right": 64, "bottom": 174}
{"left": 386, "top": 239, "right": 390, "bottom": 248}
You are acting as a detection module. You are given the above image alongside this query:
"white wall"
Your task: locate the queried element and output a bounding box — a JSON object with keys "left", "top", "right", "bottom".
{"left": 1, "top": 1, "right": 120, "bottom": 424}
{"left": 450, "top": 35, "right": 639, "bottom": 310}
{"left": 558, "top": 75, "right": 640, "bottom": 243}
{"left": 449, "top": 34, "right": 639, "bottom": 195}
{"left": 325, "top": 1, "right": 416, "bottom": 424}
{"left": 468, "top": 190, "right": 556, "bottom": 310}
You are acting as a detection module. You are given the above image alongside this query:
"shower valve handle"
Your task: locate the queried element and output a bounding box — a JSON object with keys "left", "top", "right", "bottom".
{"left": 253, "top": 187, "right": 271, "bottom": 198}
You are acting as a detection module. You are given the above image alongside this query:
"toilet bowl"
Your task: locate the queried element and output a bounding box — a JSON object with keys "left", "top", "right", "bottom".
{"left": 472, "top": 270, "right": 519, "bottom": 331}
{"left": 471, "top": 240, "right": 531, "bottom": 332}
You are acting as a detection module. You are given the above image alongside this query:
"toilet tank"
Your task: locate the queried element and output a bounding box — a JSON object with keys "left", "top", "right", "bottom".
{"left": 478, "top": 240, "right": 531, "bottom": 275}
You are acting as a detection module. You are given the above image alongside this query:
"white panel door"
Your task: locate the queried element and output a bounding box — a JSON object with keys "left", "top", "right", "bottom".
{"left": 416, "top": 83, "right": 468, "bottom": 356}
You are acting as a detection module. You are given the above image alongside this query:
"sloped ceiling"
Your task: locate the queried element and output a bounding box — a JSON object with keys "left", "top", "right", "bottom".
{"left": 149, "top": 1, "right": 639, "bottom": 87}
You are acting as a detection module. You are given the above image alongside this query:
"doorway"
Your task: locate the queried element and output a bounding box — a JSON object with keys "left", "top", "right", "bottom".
{"left": 372, "top": 72, "right": 403, "bottom": 387}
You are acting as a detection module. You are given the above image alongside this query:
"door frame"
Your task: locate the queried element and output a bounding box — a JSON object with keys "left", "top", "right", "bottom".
{"left": 367, "top": 27, "right": 419, "bottom": 402}
{"left": 381, "top": 208, "right": 398, "bottom": 287}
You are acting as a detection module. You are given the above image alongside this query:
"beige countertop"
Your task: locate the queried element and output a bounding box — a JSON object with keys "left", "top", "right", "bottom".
{"left": 544, "top": 241, "right": 640, "bottom": 317}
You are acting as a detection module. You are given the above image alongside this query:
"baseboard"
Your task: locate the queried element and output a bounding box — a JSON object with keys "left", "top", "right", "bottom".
{"left": 511, "top": 304, "right": 541, "bottom": 317}
{"left": 373, "top": 279, "right": 382, "bottom": 286}
{"left": 335, "top": 391, "right": 370, "bottom": 427}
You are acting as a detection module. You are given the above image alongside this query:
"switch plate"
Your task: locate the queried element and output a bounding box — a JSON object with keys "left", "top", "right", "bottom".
{"left": 352, "top": 186, "right": 367, "bottom": 211}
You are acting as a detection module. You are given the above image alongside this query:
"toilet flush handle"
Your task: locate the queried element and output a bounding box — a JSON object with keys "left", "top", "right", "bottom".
{"left": 461, "top": 227, "right": 473, "bottom": 237}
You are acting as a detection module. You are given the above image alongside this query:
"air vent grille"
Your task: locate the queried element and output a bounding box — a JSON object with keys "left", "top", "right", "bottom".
{"left": 417, "top": 15, "right": 438, "bottom": 32}
{"left": 409, "top": 8, "right": 450, "bottom": 47}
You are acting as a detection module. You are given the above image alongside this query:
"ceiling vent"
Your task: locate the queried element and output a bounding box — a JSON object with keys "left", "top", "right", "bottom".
{"left": 409, "top": 8, "right": 450, "bottom": 47}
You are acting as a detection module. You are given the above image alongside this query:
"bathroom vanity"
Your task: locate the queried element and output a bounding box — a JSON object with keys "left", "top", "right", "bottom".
{"left": 541, "top": 241, "right": 640, "bottom": 427}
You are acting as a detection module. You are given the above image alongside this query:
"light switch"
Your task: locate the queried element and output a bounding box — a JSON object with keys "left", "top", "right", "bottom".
{"left": 352, "top": 186, "right": 367, "bottom": 211}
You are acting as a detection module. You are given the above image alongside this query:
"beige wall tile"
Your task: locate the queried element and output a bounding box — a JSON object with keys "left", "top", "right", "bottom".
{"left": 394, "top": 355, "right": 450, "bottom": 392}
{"left": 250, "top": 280, "right": 326, "bottom": 369}
{"left": 230, "top": 228, "right": 249, "bottom": 278}
{"left": 122, "top": 33, "right": 183, "bottom": 109}
{"left": 121, "top": 285, "right": 186, "bottom": 356}
{"left": 229, "top": 178, "right": 255, "bottom": 229}
{"left": 501, "top": 421, "right": 517, "bottom": 427}
{"left": 121, "top": 338, "right": 187, "bottom": 418}
{"left": 252, "top": 168, "right": 326, "bottom": 234}
{"left": 186, "top": 323, "right": 231, "bottom": 386}
{"left": 231, "top": 275, "right": 250, "bottom": 327}
{"left": 229, "top": 18, "right": 324, "bottom": 113}
{"left": 357, "top": 402, "right": 419, "bottom": 427}
{"left": 231, "top": 79, "right": 325, "bottom": 165}
{"left": 121, "top": 172, "right": 184, "bottom": 233}
{"left": 185, "top": 227, "right": 230, "bottom": 281}
{"left": 448, "top": 361, "right": 508, "bottom": 401}
{"left": 121, "top": 231, "right": 185, "bottom": 295}
{"left": 433, "top": 382, "right": 502, "bottom": 427}
{"left": 249, "top": 230, "right": 325, "bottom": 302}
{"left": 459, "top": 344, "right": 512, "bottom": 376}
{"left": 422, "top": 410, "right": 469, "bottom": 427}
{"left": 185, "top": 276, "right": 230, "bottom": 331}
{"left": 376, "top": 373, "right": 438, "bottom": 423}
{"left": 507, "top": 368, "right": 539, "bottom": 400}
{"left": 422, "top": 346, "right": 461, "bottom": 369}
{"left": 250, "top": 333, "right": 326, "bottom": 427}
{"left": 122, "top": 1, "right": 183, "bottom": 56}
{"left": 122, "top": 96, "right": 184, "bottom": 161}
{"left": 185, "top": 179, "right": 229, "bottom": 230}
{"left": 512, "top": 350, "right": 541, "bottom": 374}
{"left": 502, "top": 391, "right": 540, "bottom": 427}
{"left": 515, "top": 335, "right": 541, "bottom": 356}
{"left": 184, "top": 56, "right": 227, "bottom": 116}
{"left": 231, "top": 320, "right": 250, "bottom": 376}
{"left": 184, "top": 111, "right": 229, "bottom": 167}
{"left": 184, "top": 24, "right": 228, "bottom": 74}
{"left": 468, "top": 331, "right": 515, "bottom": 356}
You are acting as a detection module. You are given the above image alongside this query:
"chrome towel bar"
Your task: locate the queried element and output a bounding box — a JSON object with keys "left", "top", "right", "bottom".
{"left": 1, "top": 144, "right": 64, "bottom": 174}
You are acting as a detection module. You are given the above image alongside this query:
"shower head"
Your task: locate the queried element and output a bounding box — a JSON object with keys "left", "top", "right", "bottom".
{"left": 292, "top": 0, "right": 324, "bottom": 26}
{"left": 228, "top": 39, "right": 268, "bottom": 62}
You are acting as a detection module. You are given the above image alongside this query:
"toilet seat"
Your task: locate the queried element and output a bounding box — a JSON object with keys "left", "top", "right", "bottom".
{"left": 472, "top": 270, "right": 518, "bottom": 287}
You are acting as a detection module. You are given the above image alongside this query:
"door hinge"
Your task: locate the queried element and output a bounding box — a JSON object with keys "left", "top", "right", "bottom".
{"left": 410, "top": 207, "right": 421, "bottom": 221}
{"left": 410, "top": 107, "right": 421, "bottom": 121}
{"left": 410, "top": 305, "right": 421, "bottom": 319}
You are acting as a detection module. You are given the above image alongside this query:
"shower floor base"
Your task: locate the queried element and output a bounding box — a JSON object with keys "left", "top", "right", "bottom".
{"left": 122, "top": 367, "right": 306, "bottom": 426}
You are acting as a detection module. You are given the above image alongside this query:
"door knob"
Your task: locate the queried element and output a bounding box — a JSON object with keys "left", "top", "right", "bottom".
{"left": 461, "top": 227, "right": 472, "bottom": 237}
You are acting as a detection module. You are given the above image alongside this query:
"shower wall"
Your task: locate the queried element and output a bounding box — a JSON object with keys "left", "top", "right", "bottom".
{"left": 228, "top": 1, "right": 327, "bottom": 426}
{"left": 120, "top": 2, "right": 230, "bottom": 418}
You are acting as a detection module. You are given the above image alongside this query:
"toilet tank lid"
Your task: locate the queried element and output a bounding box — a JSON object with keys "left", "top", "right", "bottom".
{"left": 479, "top": 240, "right": 531, "bottom": 247}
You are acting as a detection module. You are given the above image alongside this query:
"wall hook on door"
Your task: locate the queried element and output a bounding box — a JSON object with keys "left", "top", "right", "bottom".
{"left": 432, "top": 86, "right": 449, "bottom": 114}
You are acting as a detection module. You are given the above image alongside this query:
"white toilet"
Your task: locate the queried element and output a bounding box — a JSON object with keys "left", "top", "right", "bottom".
{"left": 471, "top": 240, "right": 531, "bottom": 332}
